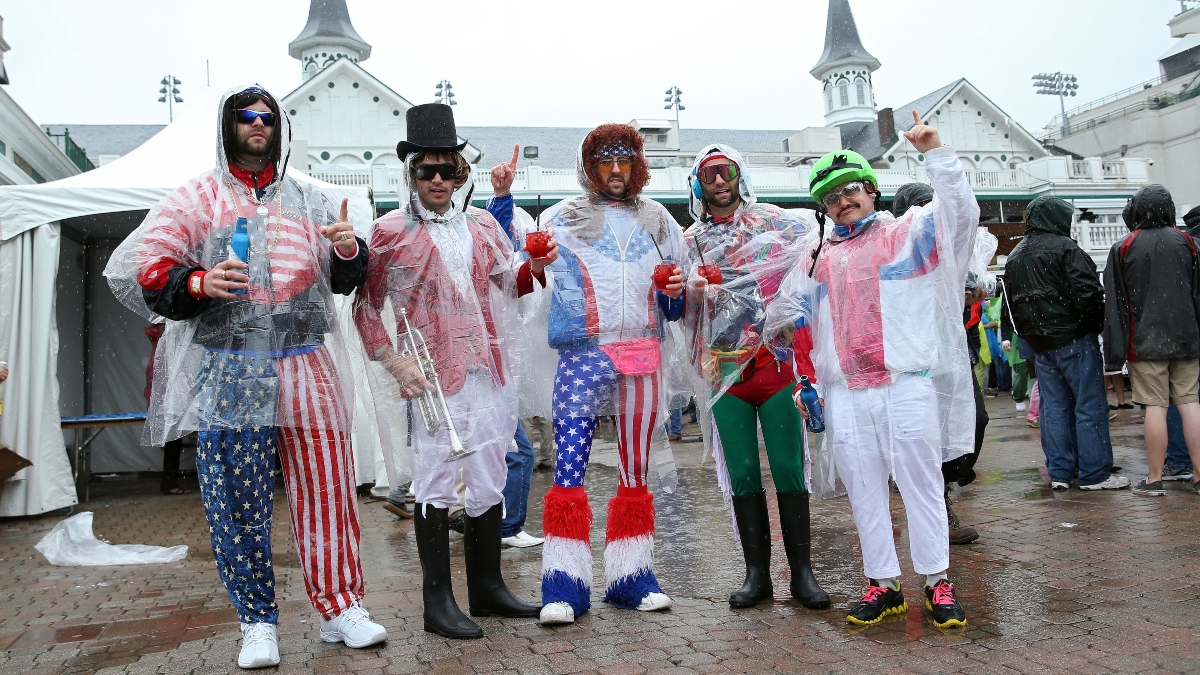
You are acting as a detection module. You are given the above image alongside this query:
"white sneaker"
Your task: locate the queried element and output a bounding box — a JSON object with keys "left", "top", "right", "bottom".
{"left": 320, "top": 604, "right": 387, "bottom": 648}
{"left": 1015, "top": 401, "right": 1027, "bottom": 412}
{"left": 502, "top": 531, "right": 545, "bottom": 548}
{"left": 636, "top": 592, "right": 673, "bottom": 612}
{"left": 238, "top": 622, "right": 279, "bottom": 669}
{"left": 538, "top": 601, "right": 575, "bottom": 625}
{"left": 1050, "top": 481, "right": 1069, "bottom": 490}
{"left": 1079, "top": 475, "right": 1131, "bottom": 491}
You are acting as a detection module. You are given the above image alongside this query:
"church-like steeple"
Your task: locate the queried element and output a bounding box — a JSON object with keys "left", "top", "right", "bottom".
{"left": 289, "top": 0, "right": 372, "bottom": 81}
{"left": 810, "top": 0, "right": 880, "bottom": 127}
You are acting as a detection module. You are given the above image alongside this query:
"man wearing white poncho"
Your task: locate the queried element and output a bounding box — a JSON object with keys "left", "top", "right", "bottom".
{"left": 104, "top": 85, "right": 386, "bottom": 669}
{"left": 767, "top": 113, "right": 978, "bottom": 628}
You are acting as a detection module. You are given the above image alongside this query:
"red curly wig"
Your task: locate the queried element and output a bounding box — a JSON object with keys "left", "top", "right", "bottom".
{"left": 581, "top": 124, "right": 651, "bottom": 199}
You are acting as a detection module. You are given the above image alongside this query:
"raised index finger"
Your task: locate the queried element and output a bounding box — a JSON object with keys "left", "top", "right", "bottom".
{"left": 339, "top": 197, "right": 350, "bottom": 223}
{"left": 911, "top": 110, "right": 923, "bottom": 126}
{"left": 509, "top": 144, "right": 520, "bottom": 169}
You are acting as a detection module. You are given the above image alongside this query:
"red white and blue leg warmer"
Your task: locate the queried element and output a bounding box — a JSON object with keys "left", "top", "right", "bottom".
{"left": 540, "top": 485, "right": 593, "bottom": 616}
{"left": 602, "top": 485, "right": 662, "bottom": 609}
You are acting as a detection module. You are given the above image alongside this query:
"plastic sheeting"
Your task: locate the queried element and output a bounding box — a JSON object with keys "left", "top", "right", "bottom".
{"left": 765, "top": 147, "right": 983, "bottom": 492}
{"left": 36, "top": 511, "right": 187, "bottom": 566}
{"left": 104, "top": 85, "right": 360, "bottom": 448}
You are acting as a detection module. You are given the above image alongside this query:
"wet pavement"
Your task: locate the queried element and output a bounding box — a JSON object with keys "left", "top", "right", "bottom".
{"left": 1, "top": 394, "right": 1198, "bottom": 674}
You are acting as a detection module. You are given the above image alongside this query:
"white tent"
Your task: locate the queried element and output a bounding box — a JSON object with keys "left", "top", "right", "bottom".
{"left": 0, "top": 91, "right": 381, "bottom": 516}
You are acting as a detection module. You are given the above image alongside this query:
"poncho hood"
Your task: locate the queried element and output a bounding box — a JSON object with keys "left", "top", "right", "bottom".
{"left": 687, "top": 144, "right": 755, "bottom": 222}
{"left": 1127, "top": 184, "right": 1176, "bottom": 231}
{"left": 1025, "top": 195, "right": 1074, "bottom": 237}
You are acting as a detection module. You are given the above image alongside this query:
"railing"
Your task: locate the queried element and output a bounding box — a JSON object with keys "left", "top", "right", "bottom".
{"left": 1070, "top": 222, "right": 1127, "bottom": 252}
{"left": 311, "top": 155, "right": 1150, "bottom": 200}
{"left": 1045, "top": 75, "right": 1168, "bottom": 129}
{"left": 43, "top": 128, "right": 95, "bottom": 173}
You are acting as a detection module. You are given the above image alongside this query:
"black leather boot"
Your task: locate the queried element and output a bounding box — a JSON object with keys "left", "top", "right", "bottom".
{"left": 777, "top": 491, "right": 831, "bottom": 609}
{"left": 729, "top": 492, "right": 774, "bottom": 608}
{"left": 463, "top": 504, "right": 541, "bottom": 618}
{"left": 414, "top": 504, "right": 483, "bottom": 639}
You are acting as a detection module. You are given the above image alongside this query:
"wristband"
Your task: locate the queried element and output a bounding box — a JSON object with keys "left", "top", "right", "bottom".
{"left": 188, "top": 271, "right": 207, "bottom": 299}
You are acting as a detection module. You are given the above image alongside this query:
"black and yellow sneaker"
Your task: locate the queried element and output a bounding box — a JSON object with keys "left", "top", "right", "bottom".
{"left": 846, "top": 581, "right": 908, "bottom": 625}
{"left": 924, "top": 579, "right": 967, "bottom": 628}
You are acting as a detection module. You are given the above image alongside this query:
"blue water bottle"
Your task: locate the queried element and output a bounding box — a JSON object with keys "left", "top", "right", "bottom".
{"left": 797, "top": 375, "right": 825, "bottom": 433}
{"left": 228, "top": 217, "right": 250, "bottom": 295}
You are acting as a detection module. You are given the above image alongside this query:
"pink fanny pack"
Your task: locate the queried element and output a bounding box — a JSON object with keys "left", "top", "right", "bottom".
{"left": 600, "top": 337, "right": 661, "bottom": 376}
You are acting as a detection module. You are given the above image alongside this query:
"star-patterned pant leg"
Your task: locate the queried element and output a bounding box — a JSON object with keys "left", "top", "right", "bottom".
{"left": 551, "top": 349, "right": 619, "bottom": 488}
{"left": 196, "top": 426, "right": 279, "bottom": 624}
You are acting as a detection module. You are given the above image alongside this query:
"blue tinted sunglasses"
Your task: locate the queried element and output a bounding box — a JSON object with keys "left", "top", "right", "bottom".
{"left": 235, "top": 109, "right": 277, "bottom": 127}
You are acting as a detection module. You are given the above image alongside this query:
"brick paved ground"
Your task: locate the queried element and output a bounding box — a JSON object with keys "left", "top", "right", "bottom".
{"left": 2, "top": 394, "right": 1199, "bottom": 674}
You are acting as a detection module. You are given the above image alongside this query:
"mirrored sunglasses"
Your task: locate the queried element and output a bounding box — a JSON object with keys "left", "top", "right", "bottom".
{"left": 235, "top": 109, "right": 277, "bottom": 127}
{"left": 598, "top": 156, "right": 632, "bottom": 170}
{"left": 822, "top": 181, "right": 866, "bottom": 209}
{"left": 697, "top": 163, "right": 739, "bottom": 184}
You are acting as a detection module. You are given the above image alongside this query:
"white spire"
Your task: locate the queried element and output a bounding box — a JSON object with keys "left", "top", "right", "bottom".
{"left": 288, "top": 0, "right": 372, "bottom": 81}
{"left": 811, "top": 0, "right": 880, "bottom": 127}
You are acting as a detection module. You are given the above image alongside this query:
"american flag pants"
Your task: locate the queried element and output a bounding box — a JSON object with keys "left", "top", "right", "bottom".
{"left": 196, "top": 347, "right": 364, "bottom": 623}
{"left": 551, "top": 347, "right": 660, "bottom": 489}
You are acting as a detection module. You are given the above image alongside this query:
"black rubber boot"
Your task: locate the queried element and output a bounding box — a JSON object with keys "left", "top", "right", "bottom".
{"left": 463, "top": 504, "right": 541, "bottom": 618}
{"left": 414, "top": 504, "right": 483, "bottom": 639}
{"left": 729, "top": 492, "right": 774, "bottom": 608}
{"left": 777, "top": 491, "right": 831, "bottom": 609}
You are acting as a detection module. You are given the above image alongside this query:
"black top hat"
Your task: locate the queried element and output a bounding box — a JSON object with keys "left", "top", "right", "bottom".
{"left": 396, "top": 103, "right": 467, "bottom": 160}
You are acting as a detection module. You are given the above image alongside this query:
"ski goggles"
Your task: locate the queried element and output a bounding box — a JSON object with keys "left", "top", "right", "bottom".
{"left": 234, "top": 109, "right": 277, "bottom": 127}
{"left": 413, "top": 163, "right": 458, "bottom": 181}
{"left": 821, "top": 180, "right": 867, "bottom": 209}
{"left": 696, "top": 163, "right": 739, "bottom": 184}
{"left": 597, "top": 156, "right": 632, "bottom": 171}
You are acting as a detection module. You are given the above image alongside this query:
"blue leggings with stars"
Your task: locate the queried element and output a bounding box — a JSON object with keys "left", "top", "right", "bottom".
{"left": 197, "top": 426, "right": 280, "bottom": 624}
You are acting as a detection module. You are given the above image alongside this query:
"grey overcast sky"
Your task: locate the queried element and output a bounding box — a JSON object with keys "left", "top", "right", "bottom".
{"left": 0, "top": 0, "right": 1182, "bottom": 136}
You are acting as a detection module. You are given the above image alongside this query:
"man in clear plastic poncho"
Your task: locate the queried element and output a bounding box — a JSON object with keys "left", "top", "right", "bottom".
{"left": 535, "top": 124, "right": 689, "bottom": 626}
{"left": 680, "top": 144, "right": 829, "bottom": 611}
{"left": 104, "top": 85, "right": 386, "bottom": 669}
{"left": 766, "top": 113, "right": 978, "bottom": 629}
{"left": 352, "top": 104, "right": 550, "bottom": 640}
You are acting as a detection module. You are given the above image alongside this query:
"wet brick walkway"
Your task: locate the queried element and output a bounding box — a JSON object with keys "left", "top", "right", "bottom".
{"left": 1, "top": 395, "right": 1198, "bottom": 674}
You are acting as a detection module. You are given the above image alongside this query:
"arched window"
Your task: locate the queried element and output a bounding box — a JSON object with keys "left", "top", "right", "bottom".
{"left": 839, "top": 85, "right": 849, "bottom": 107}
{"left": 826, "top": 87, "right": 834, "bottom": 111}
{"left": 856, "top": 83, "right": 866, "bottom": 105}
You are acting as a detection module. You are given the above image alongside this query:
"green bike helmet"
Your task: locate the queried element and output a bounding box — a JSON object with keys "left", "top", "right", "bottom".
{"left": 809, "top": 150, "right": 878, "bottom": 206}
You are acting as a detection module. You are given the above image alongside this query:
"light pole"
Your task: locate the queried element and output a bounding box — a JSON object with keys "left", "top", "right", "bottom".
{"left": 435, "top": 80, "right": 456, "bottom": 106}
{"left": 158, "top": 75, "right": 183, "bottom": 123}
{"left": 1032, "top": 72, "right": 1078, "bottom": 138}
{"left": 663, "top": 86, "right": 684, "bottom": 126}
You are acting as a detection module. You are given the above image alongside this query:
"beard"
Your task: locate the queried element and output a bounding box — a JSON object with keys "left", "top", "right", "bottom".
{"left": 235, "top": 128, "right": 272, "bottom": 161}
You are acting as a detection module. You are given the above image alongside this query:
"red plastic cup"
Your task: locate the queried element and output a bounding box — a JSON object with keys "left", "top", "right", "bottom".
{"left": 525, "top": 231, "right": 552, "bottom": 258}
{"left": 698, "top": 264, "right": 723, "bottom": 285}
{"left": 652, "top": 261, "right": 675, "bottom": 291}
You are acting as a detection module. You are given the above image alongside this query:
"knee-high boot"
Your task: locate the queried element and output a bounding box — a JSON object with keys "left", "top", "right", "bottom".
{"left": 463, "top": 504, "right": 541, "bottom": 618}
{"left": 413, "top": 504, "right": 482, "bottom": 639}
{"left": 776, "top": 491, "right": 830, "bottom": 609}
{"left": 729, "top": 492, "right": 774, "bottom": 608}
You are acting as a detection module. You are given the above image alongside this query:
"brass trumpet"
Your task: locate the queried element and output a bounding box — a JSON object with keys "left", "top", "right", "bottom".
{"left": 398, "top": 308, "right": 473, "bottom": 462}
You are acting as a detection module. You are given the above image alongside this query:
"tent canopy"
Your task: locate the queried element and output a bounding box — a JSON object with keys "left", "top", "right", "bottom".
{"left": 0, "top": 88, "right": 374, "bottom": 242}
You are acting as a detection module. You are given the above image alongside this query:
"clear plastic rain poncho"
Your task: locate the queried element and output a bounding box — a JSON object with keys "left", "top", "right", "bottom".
{"left": 680, "top": 145, "right": 821, "bottom": 496}
{"left": 104, "top": 85, "right": 357, "bottom": 447}
{"left": 764, "top": 150, "right": 984, "bottom": 493}
{"left": 528, "top": 137, "right": 693, "bottom": 490}
{"left": 351, "top": 158, "right": 524, "bottom": 489}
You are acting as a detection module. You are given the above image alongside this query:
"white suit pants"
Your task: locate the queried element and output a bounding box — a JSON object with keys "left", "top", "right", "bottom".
{"left": 828, "top": 374, "right": 949, "bottom": 579}
{"left": 411, "top": 371, "right": 516, "bottom": 517}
